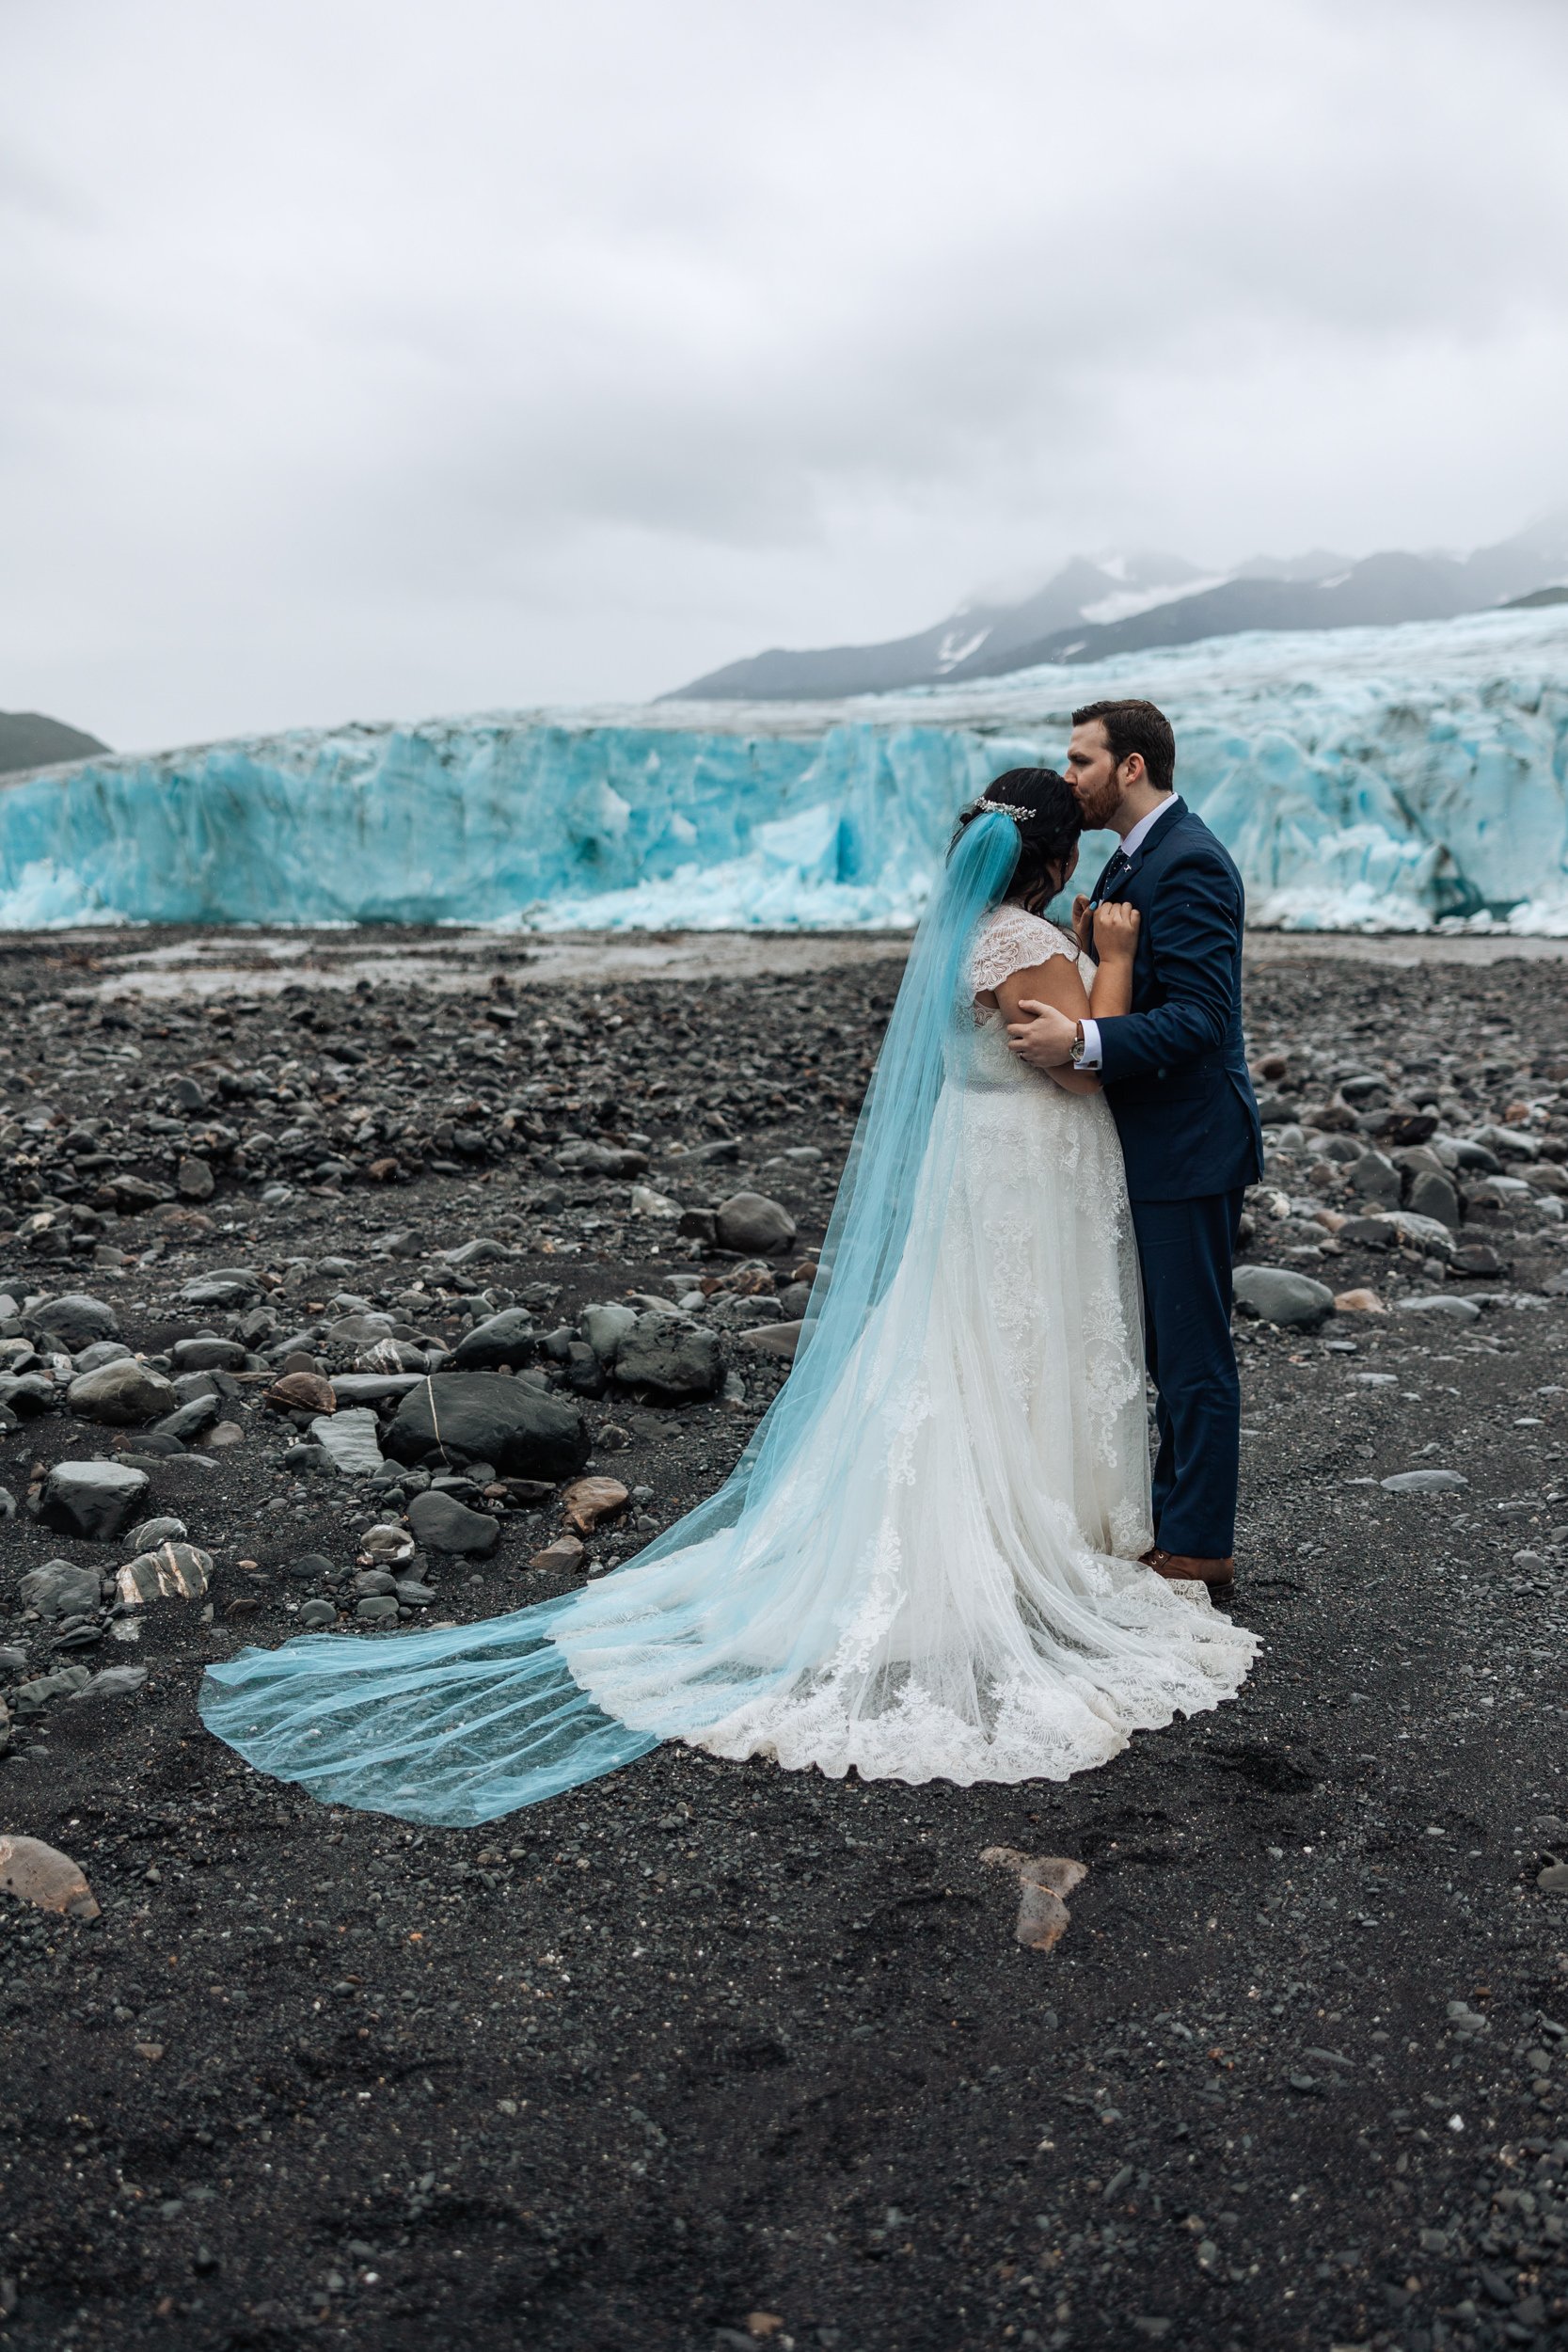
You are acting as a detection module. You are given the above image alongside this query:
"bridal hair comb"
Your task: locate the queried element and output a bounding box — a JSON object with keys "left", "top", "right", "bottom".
{"left": 968, "top": 797, "right": 1029, "bottom": 823}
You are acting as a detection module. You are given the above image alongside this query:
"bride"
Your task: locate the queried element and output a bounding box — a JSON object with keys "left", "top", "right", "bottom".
{"left": 202, "top": 770, "right": 1257, "bottom": 1824}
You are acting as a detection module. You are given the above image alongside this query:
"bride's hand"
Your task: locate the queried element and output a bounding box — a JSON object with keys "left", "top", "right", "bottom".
{"left": 1071, "top": 893, "right": 1094, "bottom": 954}
{"left": 1092, "top": 901, "right": 1141, "bottom": 961}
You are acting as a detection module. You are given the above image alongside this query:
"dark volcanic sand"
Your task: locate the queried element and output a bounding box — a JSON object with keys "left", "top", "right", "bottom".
{"left": 1, "top": 931, "right": 1567, "bottom": 2352}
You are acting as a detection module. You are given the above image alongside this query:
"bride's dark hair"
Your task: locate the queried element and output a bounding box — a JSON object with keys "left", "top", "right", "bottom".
{"left": 950, "top": 767, "right": 1082, "bottom": 914}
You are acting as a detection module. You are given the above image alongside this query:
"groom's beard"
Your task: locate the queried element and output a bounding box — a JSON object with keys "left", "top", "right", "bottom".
{"left": 1073, "top": 776, "right": 1121, "bottom": 831}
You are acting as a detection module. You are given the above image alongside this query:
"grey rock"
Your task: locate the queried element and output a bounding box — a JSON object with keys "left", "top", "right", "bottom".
{"left": 20, "top": 1560, "right": 103, "bottom": 1618}
{"left": 0, "top": 1487, "right": 14, "bottom": 1520}
{"left": 385, "top": 1374, "right": 589, "bottom": 1480}
{"left": 680, "top": 1136, "right": 741, "bottom": 1164}
{"left": 580, "top": 1302, "right": 639, "bottom": 1364}
{"left": 152, "top": 1394, "right": 224, "bottom": 1442}
{"left": 715, "top": 1191, "right": 798, "bottom": 1254}
{"left": 1232, "top": 1265, "right": 1336, "bottom": 1329}
{"left": 31, "top": 1293, "right": 119, "bottom": 1350}
{"left": 37, "top": 1460, "right": 150, "bottom": 1541}
{"left": 1338, "top": 1209, "right": 1456, "bottom": 1258}
{"left": 394, "top": 1580, "right": 436, "bottom": 1606}
{"left": 355, "top": 1594, "right": 401, "bottom": 1622}
{"left": 177, "top": 1272, "right": 261, "bottom": 1309}
{"left": 72, "top": 1340, "right": 134, "bottom": 1373}
{"left": 128, "top": 1516, "right": 187, "bottom": 1551}
{"left": 613, "top": 1312, "right": 724, "bottom": 1399}
{"left": 67, "top": 1359, "right": 177, "bottom": 1426}
{"left": 0, "top": 1374, "right": 59, "bottom": 1417}
{"left": 738, "top": 1320, "right": 804, "bottom": 1360}
{"left": 171, "top": 1336, "right": 247, "bottom": 1373}
{"left": 79, "top": 1663, "right": 149, "bottom": 1699}
{"left": 310, "top": 1407, "right": 385, "bottom": 1476}
{"left": 171, "top": 1370, "right": 225, "bottom": 1404}
{"left": 1394, "top": 1294, "right": 1481, "bottom": 1325}
{"left": 0, "top": 1645, "right": 29, "bottom": 1673}
{"left": 557, "top": 1141, "right": 648, "bottom": 1176}
{"left": 1380, "top": 1469, "right": 1469, "bottom": 1494}
{"left": 328, "top": 1373, "right": 426, "bottom": 1404}
{"left": 13, "top": 1664, "right": 94, "bottom": 1715}
{"left": 1346, "top": 1151, "right": 1401, "bottom": 1206}
{"left": 176, "top": 1156, "right": 214, "bottom": 1200}
{"left": 298, "top": 1598, "right": 338, "bottom": 1627}
{"left": 407, "top": 1487, "right": 501, "bottom": 1557}
{"left": 449, "top": 1309, "right": 538, "bottom": 1372}
{"left": 1406, "top": 1168, "right": 1462, "bottom": 1229}
{"left": 708, "top": 1293, "right": 784, "bottom": 1329}
{"left": 441, "top": 1236, "right": 511, "bottom": 1268}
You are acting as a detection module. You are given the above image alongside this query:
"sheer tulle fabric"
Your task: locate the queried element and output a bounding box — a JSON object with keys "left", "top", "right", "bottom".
{"left": 199, "top": 830, "right": 1257, "bottom": 1824}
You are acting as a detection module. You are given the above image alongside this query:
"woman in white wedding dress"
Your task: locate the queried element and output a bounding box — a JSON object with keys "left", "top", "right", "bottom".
{"left": 201, "top": 771, "right": 1257, "bottom": 1825}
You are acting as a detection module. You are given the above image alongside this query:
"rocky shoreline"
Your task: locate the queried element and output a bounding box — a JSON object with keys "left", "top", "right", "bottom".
{"left": 0, "top": 930, "right": 1566, "bottom": 2351}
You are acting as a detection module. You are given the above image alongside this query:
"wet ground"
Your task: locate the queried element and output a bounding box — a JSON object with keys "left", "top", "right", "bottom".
{"left": 0, "top": 928, "right": 1566, "bottom": 2352}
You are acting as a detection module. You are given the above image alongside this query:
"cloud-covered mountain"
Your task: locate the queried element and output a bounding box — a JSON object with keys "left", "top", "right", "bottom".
{"left": 666, "top": 516, "right": 1568, "bottom": 700}
{"left": 0, "top": 712, "right": 108, "bottom": 777}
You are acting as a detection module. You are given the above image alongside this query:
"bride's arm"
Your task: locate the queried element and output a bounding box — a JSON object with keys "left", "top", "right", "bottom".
{"left": 1087, "top": 901, "right": 1140, "bottom": 1019}
{"left": 991, "top": 956, "right": 1101, "bottom": 1095}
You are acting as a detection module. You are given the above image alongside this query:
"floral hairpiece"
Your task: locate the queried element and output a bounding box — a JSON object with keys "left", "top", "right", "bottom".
{"left": 968, "top": 797, "right": 1028, "bottom": 823}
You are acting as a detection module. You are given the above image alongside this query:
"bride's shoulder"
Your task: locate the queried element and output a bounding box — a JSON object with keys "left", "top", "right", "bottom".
{"left": 975, "top": 903, "right": 1075, "bottom": 956}
{"left": 970, "top": 903, "right": 1076, "bottom": 992}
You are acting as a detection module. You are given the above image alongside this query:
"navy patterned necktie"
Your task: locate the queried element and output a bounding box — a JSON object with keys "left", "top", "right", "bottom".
{"left": 1099, "top": 849, "right": 1132, "bottom": 900}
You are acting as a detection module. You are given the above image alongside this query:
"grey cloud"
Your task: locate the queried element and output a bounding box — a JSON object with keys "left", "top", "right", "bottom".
{"left": 1, "top": 0, "right": 1566, "bottom": 746}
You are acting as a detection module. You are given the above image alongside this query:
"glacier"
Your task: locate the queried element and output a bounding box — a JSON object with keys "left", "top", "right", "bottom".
{"left": 1, "top": 605, "right": 1565, "bottom": 935}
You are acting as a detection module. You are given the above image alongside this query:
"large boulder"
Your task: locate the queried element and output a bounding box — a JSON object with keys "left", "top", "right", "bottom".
{"left": 449, "top": 1309, "right": 537, "bottom": 1373}
{"left": 1231, "top": 1265, "right": 1336, "bottom": 1330}
{"left": 66, "top": 1359, "right": 177, "bottom": 1426}
{"left": 613, "top": 1312, "right": 723, "bottom": 1400}
{"left": 407, "top": 1488, "right": 501, "bottom": 1557}
{"left": 716, "top": 1192, "right": 798, "bottom": 1254}
{"left": 31, "top": 1294, "right": 119, "bottom": 1351}
{"left": 37, "top": 1461, "right": 150, "bottom": 1542}
{"left": 384, "top": 1375, "right": 589, "bottom": 1480}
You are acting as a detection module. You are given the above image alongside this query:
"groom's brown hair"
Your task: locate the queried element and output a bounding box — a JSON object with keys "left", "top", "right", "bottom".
{"left": 1071, "top": 698, "right": 1176, "bottom": 794}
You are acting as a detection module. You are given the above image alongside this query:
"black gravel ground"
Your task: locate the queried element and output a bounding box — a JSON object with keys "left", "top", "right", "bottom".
{"left": 2, "top": 931, "right": 1567, "bottom": 2352}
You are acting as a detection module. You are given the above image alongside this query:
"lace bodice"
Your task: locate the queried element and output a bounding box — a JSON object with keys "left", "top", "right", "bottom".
{"left": 968, "top": 905, "right": 1079, "bottom": 1000}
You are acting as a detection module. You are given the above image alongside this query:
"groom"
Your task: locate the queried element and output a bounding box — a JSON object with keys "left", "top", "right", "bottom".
{"left": 1006, "top": 698, "right": 1262, "bottom": 1592}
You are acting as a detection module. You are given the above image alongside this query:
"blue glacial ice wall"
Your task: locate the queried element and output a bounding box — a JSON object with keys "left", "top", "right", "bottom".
{"left": 2, "top": 606, "right": 1565, "bottom": 933}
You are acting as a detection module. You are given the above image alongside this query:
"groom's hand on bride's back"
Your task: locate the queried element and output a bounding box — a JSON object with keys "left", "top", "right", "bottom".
{"left": 1006, "top": 999, "right": 1079, "bottom": 1069}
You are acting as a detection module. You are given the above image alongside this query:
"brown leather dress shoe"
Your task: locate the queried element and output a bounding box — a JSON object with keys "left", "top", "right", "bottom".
{"left": 1141, "top": 1547, "right": 1236, "bottom": 1593}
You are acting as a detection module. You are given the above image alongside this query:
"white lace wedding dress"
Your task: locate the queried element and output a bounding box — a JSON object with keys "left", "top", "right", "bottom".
{"left": 560, "top": 906, "right": 1259, "bottom": 1788}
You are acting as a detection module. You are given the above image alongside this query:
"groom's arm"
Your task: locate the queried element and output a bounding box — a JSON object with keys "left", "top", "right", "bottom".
{"left": 1091, "top": 857, "right": 1240, "bottom": 1086}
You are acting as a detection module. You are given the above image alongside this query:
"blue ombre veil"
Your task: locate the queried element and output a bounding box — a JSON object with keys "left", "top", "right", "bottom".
{"left": 199, "top": 809, "right": 1024, "bottom": 1822}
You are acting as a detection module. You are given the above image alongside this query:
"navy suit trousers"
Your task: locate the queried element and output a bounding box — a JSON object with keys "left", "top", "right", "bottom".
{"left": 1130, "top": 1187, "right": 1246, "bottom": 1560}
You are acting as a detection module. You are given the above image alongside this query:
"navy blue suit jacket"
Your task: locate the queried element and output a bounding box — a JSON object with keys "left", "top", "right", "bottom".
{"left": 1088, "top": 798, "right": 1263, "bottom": 1202}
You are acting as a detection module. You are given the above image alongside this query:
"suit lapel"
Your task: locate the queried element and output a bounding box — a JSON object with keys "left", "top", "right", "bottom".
{"left": 1116, "top": 797, "right": 1188, "bottom": 891}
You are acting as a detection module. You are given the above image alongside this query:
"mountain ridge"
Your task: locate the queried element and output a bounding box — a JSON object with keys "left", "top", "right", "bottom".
{"left": 664, "top": 516, "right": 1568, "bottom": 701}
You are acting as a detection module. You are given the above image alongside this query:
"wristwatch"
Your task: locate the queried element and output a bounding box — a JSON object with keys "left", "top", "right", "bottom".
{"left": 1069, "top": 1021, "right": 1085, "bottom": 1067}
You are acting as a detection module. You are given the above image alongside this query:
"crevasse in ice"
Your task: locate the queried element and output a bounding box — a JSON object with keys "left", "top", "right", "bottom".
{"left": 2, "top": 606, "right": 1564, "bottom": 933}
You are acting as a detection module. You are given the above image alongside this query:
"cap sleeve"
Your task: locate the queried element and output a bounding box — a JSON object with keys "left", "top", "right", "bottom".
{"left": 969, "top": 907, "right": 1077, "bottom": 996}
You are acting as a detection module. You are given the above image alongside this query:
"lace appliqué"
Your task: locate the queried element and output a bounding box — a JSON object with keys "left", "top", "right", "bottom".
{"left": 967, "top": 906, "right": 1078, "bottom": 1011}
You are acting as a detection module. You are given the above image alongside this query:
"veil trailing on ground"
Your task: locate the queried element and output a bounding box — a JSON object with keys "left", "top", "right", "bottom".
{"left": 199, "top": 811, "right": 1025, "bottom": 1823}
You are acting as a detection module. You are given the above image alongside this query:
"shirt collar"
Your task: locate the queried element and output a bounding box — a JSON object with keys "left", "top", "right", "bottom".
{"left": 1118, "top": 794, "right": 1180, "bottom": 861}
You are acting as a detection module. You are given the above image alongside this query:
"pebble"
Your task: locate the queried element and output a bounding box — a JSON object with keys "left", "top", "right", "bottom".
{"left": 529, "top": 1534, "right": 586, "bottom": 1572}
{"left": 1380, "top": 1470, "right": 1469, "bottom": 1495}
{"left": 297, "top": 1598, "right": 338, "bottom": 1628}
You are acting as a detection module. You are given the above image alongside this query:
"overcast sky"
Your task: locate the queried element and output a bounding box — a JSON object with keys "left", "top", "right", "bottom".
{"left": 4, "top": 0, "right": 1567, "bottom": 750}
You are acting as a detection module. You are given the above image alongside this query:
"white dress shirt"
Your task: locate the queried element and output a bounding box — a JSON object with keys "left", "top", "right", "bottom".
{"left": 1076, "top": 795, "right": 1179, "bottom": 1073}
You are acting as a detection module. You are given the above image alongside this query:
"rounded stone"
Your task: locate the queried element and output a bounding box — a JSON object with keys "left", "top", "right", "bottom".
{"left": 715, "top": 1192, "right": 798, "bottom": 1255}
{"left": 66, "top": 1359, "right": 178, "bottom": 1426}
{"left": 1231, "top": 1265, "right": 1336, "bottom": 1329}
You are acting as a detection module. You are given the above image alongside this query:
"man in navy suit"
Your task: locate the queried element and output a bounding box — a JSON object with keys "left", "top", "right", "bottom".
{"left": 1006, "top": 698, "right": 1262, "bottom": 1593}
